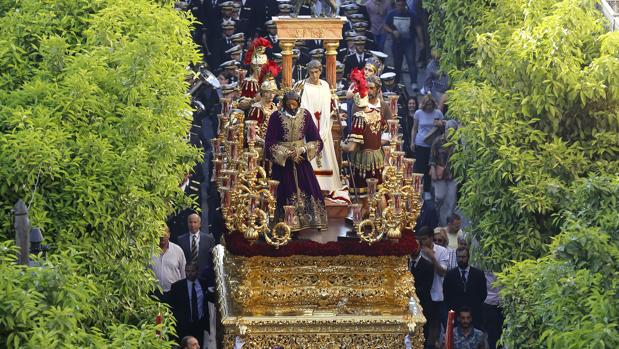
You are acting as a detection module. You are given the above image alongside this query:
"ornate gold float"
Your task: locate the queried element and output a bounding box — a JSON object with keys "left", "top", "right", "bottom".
{"left": 214, "top": 246, "right": 426, "bottom": 348}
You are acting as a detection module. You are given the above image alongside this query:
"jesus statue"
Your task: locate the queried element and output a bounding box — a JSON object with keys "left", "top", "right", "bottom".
{"left": 293, "top": 60, "right": 342, "bottom": 194}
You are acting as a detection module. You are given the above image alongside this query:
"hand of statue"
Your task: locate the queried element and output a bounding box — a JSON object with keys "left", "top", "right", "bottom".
{"left": 287, "top": 148, "right": 297, "bottom": 159}
{"left": 293, "top": 152, "right": 304, "bottom": 164}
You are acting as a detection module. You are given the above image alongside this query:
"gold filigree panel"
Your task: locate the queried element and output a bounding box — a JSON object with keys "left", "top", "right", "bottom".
{"left": 213, "top": 246, "right": 426, "bottom": 349}
{"left": 225, "top": 253, "right": 414, "bottom": 316}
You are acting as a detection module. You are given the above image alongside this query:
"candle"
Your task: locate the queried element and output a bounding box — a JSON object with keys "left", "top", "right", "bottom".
{"left": 212, "top": 159, "right": 223, "bottom": 181}
{"left": 229, "top": 171, "right": 238, "bottom": 188}
{"left": 366, "top": 178, "right": 379, "bottom": 196}
{"left": 382, "top": 145, "right": 392, "bottom": 165}
{"left": 245, "top": 151, "right": 256, "bottom": 171}
{"left": 217, "top": 114, "right": 226, "bottom": 136}
{"left": 211, "top": 138, "right": 221, "bottom": 155}
{"left": 350, "top": 203, "right": 362, "bottom": 223}
{"left": 221, "top": 187, "right": 231, "bottom": 208}
{"left": 245, "top": 120, "right": 258, "bottom": 143}
{"left": 394, "top": 151, "right": 405, "bottom": 171}
{"left": 268, "top": 180, "right": 280, "bottom": 197}
{"left": 393, "top": 192, "right": 402, "bottom": 214}
{"left": 413, "top": 173, "right": 424, "bottom": 196}
{"left": 283, "top": 205, "right": 296, "bottom": 226}
{"left": 227, "top": 126, "right": 235, "bottom": 142}
{"left": 403, "top": 158, "right": 415, "bottom": 180}
{"left": 230, "top": 142, "right": 238, "bottom": 159}
{"left": 220, "top": 170, "right": 232, "bottom": 188}
{"left": 389, "top": 94, "right": 399, "bottom": 116}
{"left": 387, "top": 119, "right": 399, "bottom": 140}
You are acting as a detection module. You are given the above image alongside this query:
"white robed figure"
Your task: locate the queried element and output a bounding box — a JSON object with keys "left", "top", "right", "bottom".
{"left": 294, "top": 60, "right": 342, "bottom": 193}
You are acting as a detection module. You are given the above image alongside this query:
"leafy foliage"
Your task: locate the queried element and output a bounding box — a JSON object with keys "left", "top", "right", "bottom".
{"left": 429, "top": 0, "right": 619, "bottom": 271}
{"left": 0, "top": 0, "right": 201, "bottom": 347}
{"left": 425, "top": 0, "right": 619, "bottom": 347}
{"left": 497, "top": 177, "right": 619, "bottom": 349}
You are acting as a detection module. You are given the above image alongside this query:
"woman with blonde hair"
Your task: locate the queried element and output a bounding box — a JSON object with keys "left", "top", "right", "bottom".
{"left": 411, "top": 94, "right": 444, "bottom": 193}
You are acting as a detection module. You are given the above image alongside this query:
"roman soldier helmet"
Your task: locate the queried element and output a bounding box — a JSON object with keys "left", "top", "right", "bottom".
{"left": 349, "top": 67, "right": 368, "bottom": 108}
{"left": 243, "top": 37, "right": 272, "bottom": 66}
{"left": 259, "top": 60, "right": 281, "bottom": 92}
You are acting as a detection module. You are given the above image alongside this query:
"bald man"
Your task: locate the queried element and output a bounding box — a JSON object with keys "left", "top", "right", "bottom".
{"left": 177, "top": 213, "right": 216, "bottom": 277}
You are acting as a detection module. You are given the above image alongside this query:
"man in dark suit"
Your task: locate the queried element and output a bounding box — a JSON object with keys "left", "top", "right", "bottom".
{"left": 344, "top": 36, "right": 369, "bottom": 77}
{"left": 264, "top": 20, "right": 281, "bottom": 59}
{"left": 177, "top": 213, "right": 216, "bottom": 278}
{"left": 237, "top": 0, "right": 265, "bottom": 39}
{"left": 443, "top": 247, "right": 487, "bottom": 329}
{"left": 410, "top": 245, "right": 434, "bottom": 343}
{"left": 166, "top": 263, "right": 213, "bottom": 347}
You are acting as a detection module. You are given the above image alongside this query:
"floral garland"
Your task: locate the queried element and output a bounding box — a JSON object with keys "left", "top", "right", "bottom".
{"left": 224, "top": 229, "right": 419, "bottom": 257}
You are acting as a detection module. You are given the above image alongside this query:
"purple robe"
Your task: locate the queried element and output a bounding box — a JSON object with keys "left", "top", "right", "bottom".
{"left": 264, "top": 108, "right": 328, "bottom": 231}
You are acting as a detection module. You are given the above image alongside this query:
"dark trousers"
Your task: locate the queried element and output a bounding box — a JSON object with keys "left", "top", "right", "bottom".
{"left": 483, "top": 303, "right": 504, "bottom": 349}
{"left": 393, "top": 39, "right": 418, "bottom": 84}
{"left": 413, "top": 145, "right": 432, "bottom": 193}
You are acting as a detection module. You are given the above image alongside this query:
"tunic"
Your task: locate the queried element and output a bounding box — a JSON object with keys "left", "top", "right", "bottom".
{"left": 264, "top": 108, "right": 328, "bottom": 231}
{"left": 346, "top": 108, "right": 386, "bottom": 198}
{"left": 247, "top": 101, "right": 277, "bottom": 140}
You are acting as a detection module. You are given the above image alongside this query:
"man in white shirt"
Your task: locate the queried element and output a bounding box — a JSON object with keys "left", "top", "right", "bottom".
{"left": 416, "top": 225, "right": 449, "bottom": 348}
{"left": 151, "top": 227, "right": 186, "bottom": 293}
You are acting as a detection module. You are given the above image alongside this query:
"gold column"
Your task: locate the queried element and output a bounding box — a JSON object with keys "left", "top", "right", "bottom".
{"left": 323, "top": 40, "right": 339, "bottom": 90}
{"left": 280, "top": 41, "right": 295, "bottom": 89}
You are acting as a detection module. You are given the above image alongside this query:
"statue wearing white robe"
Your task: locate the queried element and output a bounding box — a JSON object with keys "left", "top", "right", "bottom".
{"left": 297, "top": 79, "right": 342, "bottom": 193}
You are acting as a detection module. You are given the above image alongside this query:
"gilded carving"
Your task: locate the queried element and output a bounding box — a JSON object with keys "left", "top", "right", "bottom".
{"left": 273, "top": 17, "right": 346, "bottom": 40}
{"left": 213, "top": 246, "right": 426, "bottom": 349}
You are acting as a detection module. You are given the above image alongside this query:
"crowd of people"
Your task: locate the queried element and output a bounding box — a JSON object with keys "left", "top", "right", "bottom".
{"left": 148, "top": 1, "right": 503, "bottom": 348}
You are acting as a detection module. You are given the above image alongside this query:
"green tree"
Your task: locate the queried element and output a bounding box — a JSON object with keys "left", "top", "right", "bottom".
{"left": 425, "top": 0, "right": 619, "bottom": 347}
{"left": 497, "top": 177, "right": 619, "bottom": 349}
{"left": 0, "top": 0, "right": 201, "bottom": 347}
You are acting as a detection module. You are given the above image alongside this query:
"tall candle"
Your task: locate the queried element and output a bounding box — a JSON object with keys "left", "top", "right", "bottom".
{"left": 351, "top": 203, "right": 362, "bottom": 223}
{"left": 366, "top": 178, "right": 379, "bottom": 196}
{"left": 283, "top": 205, "right": 296, "bottom": 226}
{"left": 245, "top": 120, "right": 258, "bottom": 143}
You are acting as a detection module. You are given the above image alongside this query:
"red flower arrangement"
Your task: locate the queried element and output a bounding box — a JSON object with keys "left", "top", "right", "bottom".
{"left": 224, "top": 229, "right": 419, "bottom": 257}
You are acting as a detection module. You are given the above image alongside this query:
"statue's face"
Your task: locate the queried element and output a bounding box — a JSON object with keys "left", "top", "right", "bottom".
{"left": 262, "top": 90, "right": 274, "bottom": 102}
{"left": 368, "top": 84, "right": 378, "bottom": 99}
{"left": 308, "top": 68, "right": 321, "bottom": 83}
{"left": 285, "top": 98, "right": 299, "bottom": 114}
{"left": 364, "top": 64, "right": 376, "bottom": 78}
